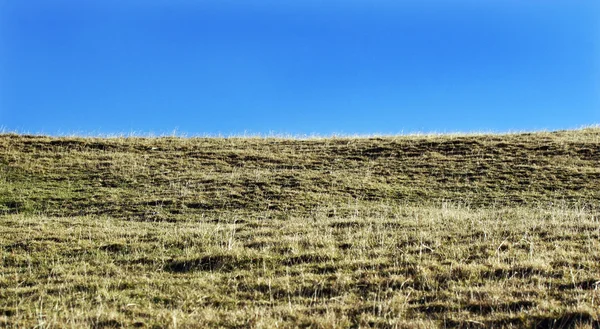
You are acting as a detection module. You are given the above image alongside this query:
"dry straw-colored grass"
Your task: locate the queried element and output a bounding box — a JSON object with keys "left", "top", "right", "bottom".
{"left": 1, "top": 128, "right": 599, "bottom": 328}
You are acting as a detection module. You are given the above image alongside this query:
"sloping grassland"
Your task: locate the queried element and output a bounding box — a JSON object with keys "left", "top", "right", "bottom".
{"left": 1, "top": 128, "right": 599, "bottom": 328}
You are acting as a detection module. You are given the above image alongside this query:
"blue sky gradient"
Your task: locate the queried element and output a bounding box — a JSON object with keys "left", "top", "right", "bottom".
{"left": 1, "top": 1, "right": 599, "bottom": 135}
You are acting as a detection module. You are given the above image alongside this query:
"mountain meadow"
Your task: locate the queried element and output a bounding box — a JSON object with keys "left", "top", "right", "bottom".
{"left": 1, "top": 128, "right": 599, "bottom": 328}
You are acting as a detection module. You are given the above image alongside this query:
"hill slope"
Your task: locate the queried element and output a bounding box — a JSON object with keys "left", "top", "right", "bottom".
{"left": 1, "top": 128, "right": 599, "bottom": 219}
{"left": 1, "top": 128, "right": 599, "bottom": 328}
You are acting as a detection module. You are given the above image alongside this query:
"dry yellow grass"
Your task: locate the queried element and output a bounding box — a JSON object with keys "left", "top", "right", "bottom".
{"left": 1, "top": 128, "right": 599, "bottom": 328}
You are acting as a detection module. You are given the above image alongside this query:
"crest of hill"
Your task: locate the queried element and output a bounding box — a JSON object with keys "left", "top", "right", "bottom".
{"left": 1, "top": 127, "right": 599, "bottom": 220}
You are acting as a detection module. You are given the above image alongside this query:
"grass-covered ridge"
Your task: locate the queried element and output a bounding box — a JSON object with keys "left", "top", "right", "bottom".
{"left": 2, "top": 128, "right": 599, "bottom": 219}
{"left": 1, "top": 128, "right": 599, "bottom": 328}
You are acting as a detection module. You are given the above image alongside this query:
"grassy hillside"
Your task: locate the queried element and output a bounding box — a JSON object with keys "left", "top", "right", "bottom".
{"left": 1, "top": 128, "right": 599, "bottom": 328}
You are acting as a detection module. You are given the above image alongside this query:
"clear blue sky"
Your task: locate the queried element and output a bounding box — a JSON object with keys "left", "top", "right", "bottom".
{"left": 1, "top": 1, "right": 599, "bottom": 135}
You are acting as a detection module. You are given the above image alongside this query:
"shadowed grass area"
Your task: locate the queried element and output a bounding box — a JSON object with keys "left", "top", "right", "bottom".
{"left": 1, "top": 128, "right": 599, "bottom": 328}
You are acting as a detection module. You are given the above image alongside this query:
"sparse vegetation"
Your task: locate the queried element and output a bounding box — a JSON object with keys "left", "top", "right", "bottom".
{"left": 1, "top": 128, "right": 599, "bottom": 328}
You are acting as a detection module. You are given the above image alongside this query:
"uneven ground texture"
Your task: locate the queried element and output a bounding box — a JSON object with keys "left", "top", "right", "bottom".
{"left": 1, "top": 128, "right": 599, "bottom": 328}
